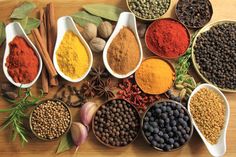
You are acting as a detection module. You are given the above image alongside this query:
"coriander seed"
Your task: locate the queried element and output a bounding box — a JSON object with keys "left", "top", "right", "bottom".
{"left": 30, "top": 99, "right": 72, "bottom": 140}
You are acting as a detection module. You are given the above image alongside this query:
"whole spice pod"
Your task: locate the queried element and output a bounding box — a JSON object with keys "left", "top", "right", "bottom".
{"left": 89, "top": 37, "right": 106, "bottom": 53}
{"left": 3, "top": 91, "right": 18, "bottom": 100}
{"left": 1, "top": 83, "right": 15, "bottom": 92}
{"left": 71, "top": 122, "right": 88, "bottom": 152}
{"left": 80, "top": 102, "right": 97, "bottom": 130}
{"left": 81, "top": 23, "right": 97, "bottom": 42}
{"left": 98, "top": 21, "right": 113, "bottom": 39}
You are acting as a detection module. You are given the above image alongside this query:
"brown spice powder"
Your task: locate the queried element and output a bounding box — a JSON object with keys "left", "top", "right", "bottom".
{"left": 190, "top": 88, "right": 225, "bottom": 144}
{"left": 107, "top": 27, "right": 140, "bottom": 75}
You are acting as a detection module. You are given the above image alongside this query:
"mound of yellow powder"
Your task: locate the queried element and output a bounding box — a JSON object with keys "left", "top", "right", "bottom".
{"left": 56, "top": 31, "right": 89, "bottom": 80}
{"left": 135, "top": 58, "right": 175, "bottom": 94}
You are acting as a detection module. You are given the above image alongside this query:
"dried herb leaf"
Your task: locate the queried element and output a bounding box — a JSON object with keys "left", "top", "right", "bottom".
{"left": 0, "top": 22, "right": 5, "bottom": 46}
{"left": 56, "top": 132, "right": 74, "bottom": 154}
{"left": 83, "top": 4, "right": 123, "bottom": 21}
{"left": 24, "top": 18, "right": 40, "bottom": 34}
{"left": 14, "top": 16, "right": 28, "bottom": 28}
{"left": 10, "top": 2, "right": 36, "bottom": 19}
{"left": 72, "top": 11, "right": 103, "bottom": 27}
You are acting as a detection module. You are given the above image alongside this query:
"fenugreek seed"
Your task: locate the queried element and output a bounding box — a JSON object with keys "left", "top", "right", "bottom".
{"left": 190, "top": 88, "right": 225, "bottom": 144}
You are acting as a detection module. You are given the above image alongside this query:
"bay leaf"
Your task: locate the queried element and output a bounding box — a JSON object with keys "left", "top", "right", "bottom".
{"left": 0, "top": 22, "right": 6, "bottom": 46}
{"left": 56, "top": 132, "right": 74, "bottom": 154}
{"left": 10, "top": 2, "right": 36, "bottom": 19}
{"left": 24, "top": 18, "right": 40, "bottom": 34}
{"left": 83, "top": 3, "right": 123, "bottom": 21}
{"left": 14, "top": 16, "right": 29, "bottom": 29}
{"left": 72, "top": 11, "right": 103, "bottom": 27}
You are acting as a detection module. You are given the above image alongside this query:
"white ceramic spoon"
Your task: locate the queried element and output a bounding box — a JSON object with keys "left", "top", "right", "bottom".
{"left": 3, "top": 22, "right": 42, "bottom": 88}
{"left": 53, "top": 16, "right": 93, "bottom": 82}
{"left": 103, "top": 12, "right": 143, "bottom": 79}
{"left": 188, "top": 84, "right": 230, "bottom": 157}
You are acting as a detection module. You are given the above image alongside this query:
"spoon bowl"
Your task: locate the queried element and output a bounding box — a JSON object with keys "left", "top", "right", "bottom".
{"left": 3, "top": 22, "right": 42, "bottom": 88}
{"left": 188, "top": 83, "right": 230, "bottom": 157}
{"left": 103, "top": 12, "right": 143, "bottom": 79}
{"left": 53, "top": 16, "right": 93, "bottom": 82}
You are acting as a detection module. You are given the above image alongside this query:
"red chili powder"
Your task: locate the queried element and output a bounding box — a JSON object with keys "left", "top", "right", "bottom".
{"left": 6, "top": 36, "right": 39, "bottom": 84}
{"left": 145, "top": 19, "right": 190, "bottom": 58}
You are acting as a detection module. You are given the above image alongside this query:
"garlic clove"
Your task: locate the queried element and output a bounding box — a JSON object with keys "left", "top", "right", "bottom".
{"left": 80, "top": 102, "right": 97, "bottom": 130}
{"left": 71, "top": 122, "right": 88, "bottom": 152}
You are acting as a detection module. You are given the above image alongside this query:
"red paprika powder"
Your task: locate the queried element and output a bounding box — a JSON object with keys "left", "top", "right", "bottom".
{"left": 145, "top": 18, "right": 190, "bottom": 59}
{"left": 6, "top": 36, "right": 39, "bottom": 84}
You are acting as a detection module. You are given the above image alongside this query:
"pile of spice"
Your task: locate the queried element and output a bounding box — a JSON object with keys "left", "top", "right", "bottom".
{"left": 176, "top": 0, "right": 213, "bottom": 28}
{"left": 142, "top": 101, "right": 192, "bottom": 151}
{"left": 93, "top": 99, "right": 140, "bottom": 147}
{"left": 56, "top": 31, "right": 89, "bottom": 80}
{"left": 107, "top": 27, "right": 140, "bottom": 75}
{"left": 6, "top": 36, "right": 39, "bottom": 84}
{"left": 54, "top": 84, "right": 87, "bottom": 107}
{"left": 81, "top": 66, "right": 115, "bottom": 100}
{"left": 190, "top": 88, "right": 225, "bottom": 144}
{"left": 117, "top": 75, "right": 161, "bottom": 112}
{"left": 127, "top": 0, "right": 170, "bottom": 20}
{"left": 81, "top": 22, "right": 113, "bottom": 53}
{"left": 145, "top": 19, "right": 190, "bottom": 58}
{"left": 193, "top": 23, "right": 236, "bottom": 90}
{"left": 135, "top": 58, "right": 175, "bottom": 95}
{"left": 30, "top": 100, "right": 71, "bottom": 140}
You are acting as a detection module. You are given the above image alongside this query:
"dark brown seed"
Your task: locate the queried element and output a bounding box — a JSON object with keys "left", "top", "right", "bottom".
{"left": 3, "top": 91, "right": 18, "bottom": 100}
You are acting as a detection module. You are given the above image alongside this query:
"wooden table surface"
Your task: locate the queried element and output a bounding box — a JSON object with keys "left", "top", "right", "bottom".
{"left": 0, "top": 0, "right": 236, "bottom": 157}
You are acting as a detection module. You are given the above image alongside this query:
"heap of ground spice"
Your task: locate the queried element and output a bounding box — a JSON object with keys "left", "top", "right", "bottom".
{"left": 135, "top": 58, "right": 175, "bottom": 94}
{"left": 56, "top": 31, "right": 89, "bottom": 80}
{"left": 145, "top": 19, "right": 190, "bottom": 58}
{"left": 107, "top": 27, "right": 140, "bottom": 75}
{"left": 6, "top": 36, "right": 39, "bottom": 84}
{"left": 190, "top": 88, "right": 226, "bottom": 144}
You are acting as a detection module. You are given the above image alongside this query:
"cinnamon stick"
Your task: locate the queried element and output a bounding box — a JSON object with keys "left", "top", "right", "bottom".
{"left": 39, "top": 8, "right": 49, "bottom": 94}
{"left": 32, "top": 28, "right": 57, "bottom": 77}
{"left": 46, "top": 3, "right": 58, "bottom": 86}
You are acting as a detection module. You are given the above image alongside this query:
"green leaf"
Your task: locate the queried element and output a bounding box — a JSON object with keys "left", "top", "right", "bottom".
{"left": 83, "top": 3, "right": 123, "bottom": 21}
{"left": 56, "top": 133, "right": 74, "bottom": 154}
{"left": 0, "top": 22, "right": 5, "bottom": 46}
{"left": 24, "top": 18, "right": 40, "bottom": 34}
{"left": 71, "top": 11, "right": 103, "bottom": 27}
{"left": 10, "top": 2, "right": 36, "bottom": 19}
{"left": 14, "top": 16, "right": 28, "bottom": 28}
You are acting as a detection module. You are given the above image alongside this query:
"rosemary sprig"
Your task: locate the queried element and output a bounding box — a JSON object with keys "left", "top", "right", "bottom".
{"left": 0, "top": 88, "right": 44, "bottom": 145}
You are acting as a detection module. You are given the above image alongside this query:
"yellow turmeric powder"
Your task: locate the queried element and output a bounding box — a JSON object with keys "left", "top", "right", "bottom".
{"left": 56, "top": 31, "right": 89, "bottom": 80}
{"left": 135, "top": 58, "right": 175, "bottom": 94}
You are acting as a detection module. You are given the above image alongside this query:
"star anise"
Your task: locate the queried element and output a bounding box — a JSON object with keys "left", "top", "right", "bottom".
{"left": 80, "top": 81, "right": 96, "bottom": 98}
{"left": 89, "top": 66, "right": 109, "bottom": 85}
{"left": 95, "top": 78, "right": 115, "bottom": 100}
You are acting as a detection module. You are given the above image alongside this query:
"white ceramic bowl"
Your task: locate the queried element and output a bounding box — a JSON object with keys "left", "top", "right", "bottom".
{"left": 188, "top": 83, "right": 230, "bottom": 157}
{"left": 103, "top": 12, "right": 143, "bottom": 79}
{"left": 53, "top": 16, "right": 93, "bottom": 82}
{"left": 3, "top": 22, "right": 42, "bottom": 88}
